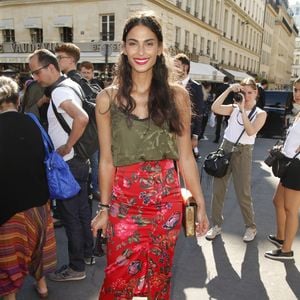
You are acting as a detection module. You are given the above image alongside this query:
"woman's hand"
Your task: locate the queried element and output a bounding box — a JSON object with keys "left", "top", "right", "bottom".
{"left": 230, "top": 83, "right": 241, "bottom": 93}
{"left": 195, "top": 206, "right": 209, "bottom": 237}
{"left": 91, "top": 210, "right": 109, "bottom": 238}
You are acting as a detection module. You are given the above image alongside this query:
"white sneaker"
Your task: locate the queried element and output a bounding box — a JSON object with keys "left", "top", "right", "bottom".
{"left": 243, "top": 227, "right": 257, "bottom": 242}
{"left": 205, "top": 225, "right": 222, "bottom": 240}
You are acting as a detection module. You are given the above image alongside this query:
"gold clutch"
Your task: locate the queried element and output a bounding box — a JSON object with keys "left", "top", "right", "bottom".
{"left": 181, "top": 188, "right": 197, "bottom": 237}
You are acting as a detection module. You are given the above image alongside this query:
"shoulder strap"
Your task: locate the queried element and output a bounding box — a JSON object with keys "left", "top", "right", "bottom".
{"left": 51, "top": 83, "right": 86, "bottom": 135}
{"left": 26, "top": 112, "right": 53, "bottom": 157}
{"left": 233, "top": 105, "right": 257, "bottom": 146}
{"left": 57, "top": 83, "right": 85, "bottom": 103}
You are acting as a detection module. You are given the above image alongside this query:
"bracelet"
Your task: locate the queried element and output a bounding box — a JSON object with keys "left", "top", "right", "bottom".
{"left": 98, "top": 203, "right": 110, "bottom": 209}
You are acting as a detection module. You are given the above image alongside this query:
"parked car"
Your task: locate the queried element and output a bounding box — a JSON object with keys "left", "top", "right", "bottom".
{"left": 259, "top": 90, "right": 293, "bottom": 138}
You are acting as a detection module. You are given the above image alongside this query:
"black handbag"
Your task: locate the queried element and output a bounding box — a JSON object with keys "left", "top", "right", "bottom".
{"left": 265, "top": 141, "right": 300, "bottom": 178}
{"left": 272, "top": 155, "right": 292, "bottom": 178}
{"left": 203, "top": 149, "right": 232, "bottom": 178}
{"left": 204, "top": 106, "right": 257, "bottom": 178}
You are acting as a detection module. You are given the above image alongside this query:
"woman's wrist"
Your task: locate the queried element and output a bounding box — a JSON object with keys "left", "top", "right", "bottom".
{"left": 96, "top": 203, "right": 110, "bottom": 215}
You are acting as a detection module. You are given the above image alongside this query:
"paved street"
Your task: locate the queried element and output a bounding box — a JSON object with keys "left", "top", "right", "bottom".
{"left": 17, "top": 128, "right": 300, "bottom": 300}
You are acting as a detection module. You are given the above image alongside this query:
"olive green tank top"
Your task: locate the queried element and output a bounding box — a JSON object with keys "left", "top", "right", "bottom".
{"left": 110, "top": 103, "right": 179, "bottom": 166}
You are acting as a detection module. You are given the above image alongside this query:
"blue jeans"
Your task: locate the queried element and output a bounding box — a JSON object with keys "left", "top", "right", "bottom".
{"left": 57, "top": 156, "right": 94, "bottom": 272}
{"left": 90, "top": 150, "right": 99, "bottom": 193}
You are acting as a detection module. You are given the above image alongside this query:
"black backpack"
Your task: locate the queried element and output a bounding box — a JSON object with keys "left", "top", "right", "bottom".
{"left": 67, "top": 70, "right": 101, "bottom": 103}
{"left": 51, "top": 78, "right": 98, "bottom": 159}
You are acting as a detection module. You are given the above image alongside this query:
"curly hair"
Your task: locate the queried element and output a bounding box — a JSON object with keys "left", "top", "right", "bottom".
{"left": 0, "top": 76, "right": 19, "bottom": 106}
{"left": 114, "top": 14, "right": 183, "bottom": 135}
{"left": 55, "top": 43, "right": 80, "bottom": 63}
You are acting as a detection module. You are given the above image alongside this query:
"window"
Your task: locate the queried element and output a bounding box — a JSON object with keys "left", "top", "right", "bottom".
{"left": 231, "top": 15, "right": 235, "bottom": 40}
{"left": 175, "top": 26, "right": 181, "bottom": 48}
{"left": 200, "top": 37, "right": 205, "bottom": 54}
{"left": 184, "top": 30, "right": 190, "bottom": 50}
{"left": 100, "top": 15, "right": 115, "bottom": 41}
{"left": 30, "top": 28, "right": 43, "bottom": 43}
{"left": 207, "top": 39, "right": 211, "bottom": 55}
{"left": 2, "top": 29, "right": 15, "bottom": 42}
{"left": 202, "top": 0, "right": 206, "bottom": 21}
{"left": 60, "top": 27, "right": 73, "bottom": 42}
{"left": 194, "top": 0, "right": 200, "bottom": 17}
{"left": 186, "top": 0, "right": 191, "bottom": 13}
{"left": 223, "top": 10, "right": 228, "bottom": 37}
{"left": 193, "top": 34, "right": 198, "bottom": 53}
{"left": 209, "top": 0, "right": 214, "bottom": 25}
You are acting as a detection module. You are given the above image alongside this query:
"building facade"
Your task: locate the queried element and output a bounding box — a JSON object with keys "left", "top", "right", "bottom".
{"left": 0, "top": 0, "right": 297, "bottom": 85}
{"left": 290, "top": 0, "right": 300, "bottom": 82}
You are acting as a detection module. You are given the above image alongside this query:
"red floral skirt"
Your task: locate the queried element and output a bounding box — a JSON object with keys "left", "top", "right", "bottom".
{"left": 100, "top": 160, "right": 182, "bottom": 300}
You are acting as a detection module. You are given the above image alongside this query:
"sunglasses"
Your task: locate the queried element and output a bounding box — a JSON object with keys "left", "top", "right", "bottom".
{"left": 31, "top": 64, "right": 50, "bottom": 76}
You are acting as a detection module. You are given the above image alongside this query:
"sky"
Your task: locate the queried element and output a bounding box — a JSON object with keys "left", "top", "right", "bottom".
{"left": 289, "top": 0, "right": 299, "bottom": 5}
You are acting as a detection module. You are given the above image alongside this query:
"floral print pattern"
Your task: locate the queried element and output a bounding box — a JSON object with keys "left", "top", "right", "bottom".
{"left": 100, "top": 160, "right": 182, "bottom": 300}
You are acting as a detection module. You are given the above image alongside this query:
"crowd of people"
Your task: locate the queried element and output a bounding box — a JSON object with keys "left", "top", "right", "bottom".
{"left": 0, "top": 12, "right": 299, "bottom": 300}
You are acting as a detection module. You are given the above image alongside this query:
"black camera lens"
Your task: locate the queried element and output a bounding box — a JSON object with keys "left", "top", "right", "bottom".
{"left": 233, "top": 92, "right": 244, "bottom": 102}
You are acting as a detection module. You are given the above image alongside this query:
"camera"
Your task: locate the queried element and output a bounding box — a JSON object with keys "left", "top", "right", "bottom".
{"left": 264, "top": 153, "right": 277, "bottom": 167}
{"left": 233, "top": 91, "right": 245, "bottom": 103}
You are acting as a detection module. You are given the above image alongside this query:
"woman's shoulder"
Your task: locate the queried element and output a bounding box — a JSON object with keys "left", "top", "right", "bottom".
{"left": 170, "top": 83, "right": 190, "bottom": 105}
{"left": 255, "top": 106, "right": 267, "bottom": 115}
{"left": 96, "top": 85, "right": 118, "bottom": 114}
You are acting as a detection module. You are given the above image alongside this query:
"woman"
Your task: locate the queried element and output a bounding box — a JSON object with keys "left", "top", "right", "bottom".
{"left": 0, "top": 76, "right": 57, "bottom": 300}
{"left": 91, "top": 14, "right": 209, "bottom": 299}
{"left": 265, "top": 78, "right": 300, "bottom": 260}
{"left": 205, "top": 77, "right": 267, "bottom": 242}
{"left": 286, "top": 85, "right": 300, "bottom": 127}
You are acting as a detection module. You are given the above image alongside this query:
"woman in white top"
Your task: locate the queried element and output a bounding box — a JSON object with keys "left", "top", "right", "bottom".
{"left": 265, "top": 78, "right": 300, "bottom": 260}
{"left": 205, "top": 77, "right": 267, "bottom": 242}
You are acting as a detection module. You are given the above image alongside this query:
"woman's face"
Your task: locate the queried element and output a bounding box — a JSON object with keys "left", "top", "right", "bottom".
{"left": 293, "top": 82, "right": 300, "bottom": 103}
{"left": 241, "top": 85, "right": 257, "bottom": 104}
{"left": 123, "top": 24, "right": 162, "bottom": 74}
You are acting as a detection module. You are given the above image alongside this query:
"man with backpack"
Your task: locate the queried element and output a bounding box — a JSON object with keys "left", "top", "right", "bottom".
{"left": 28, "top": 49, "right": 95, "bottom": 281}
{"left": 79, "top": 60, "right": 104, "bottom": 90}
{"left": 55, "top": 43, "right": 101, "bottom": 200}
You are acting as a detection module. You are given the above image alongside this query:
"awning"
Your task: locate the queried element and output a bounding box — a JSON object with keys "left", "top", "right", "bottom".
{"left": 24, "top": 17, "right": 42, "bottom": 29}
{"left": 53, "top": 16, "right": 73, "bottom": 28}
{"left": 223, "top": 68, "right": 252, "bottom": 81}
{"left": 0, "top": 19, "right": 14, "bottom": 30}
{"left": 189, "top": 62, "right": 225, "bottom": 82}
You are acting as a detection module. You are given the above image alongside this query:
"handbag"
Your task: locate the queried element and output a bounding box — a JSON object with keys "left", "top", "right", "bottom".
{"left": 27, "top": 113, "right": 81, "bottom": 200}
{"left": 265, "top": 140, "right": 300, "bottom": 178}
{"left": 204, "top": 106, "right": 257, "bottom": 178}
{"left": 203, "top": 149, "right": 232, "bottom": 178}
{"left": 181, "top": 188, "right": 197, "bottom": 237}
{"left": 176, "top": 163, "right": 197, "bottom": 237}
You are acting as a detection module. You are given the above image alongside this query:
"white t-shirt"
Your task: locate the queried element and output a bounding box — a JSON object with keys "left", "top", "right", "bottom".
{"left": 47, "top": 78, "right": 83, "bottom": 161}
{"left": 224, "top": 106, "right": 262, "bottom": 145}
{"left": 282, "top": 118, "right": 300, "bottom": 160}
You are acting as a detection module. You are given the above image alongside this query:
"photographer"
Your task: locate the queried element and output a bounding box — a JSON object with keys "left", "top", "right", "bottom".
{"left": 205, "top": 77, "right": 267, "bottom": 242}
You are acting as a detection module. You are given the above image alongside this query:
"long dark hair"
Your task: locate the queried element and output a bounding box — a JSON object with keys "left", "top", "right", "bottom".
{"left": 115, "top": 14, "right": 182, "bottom": 135}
